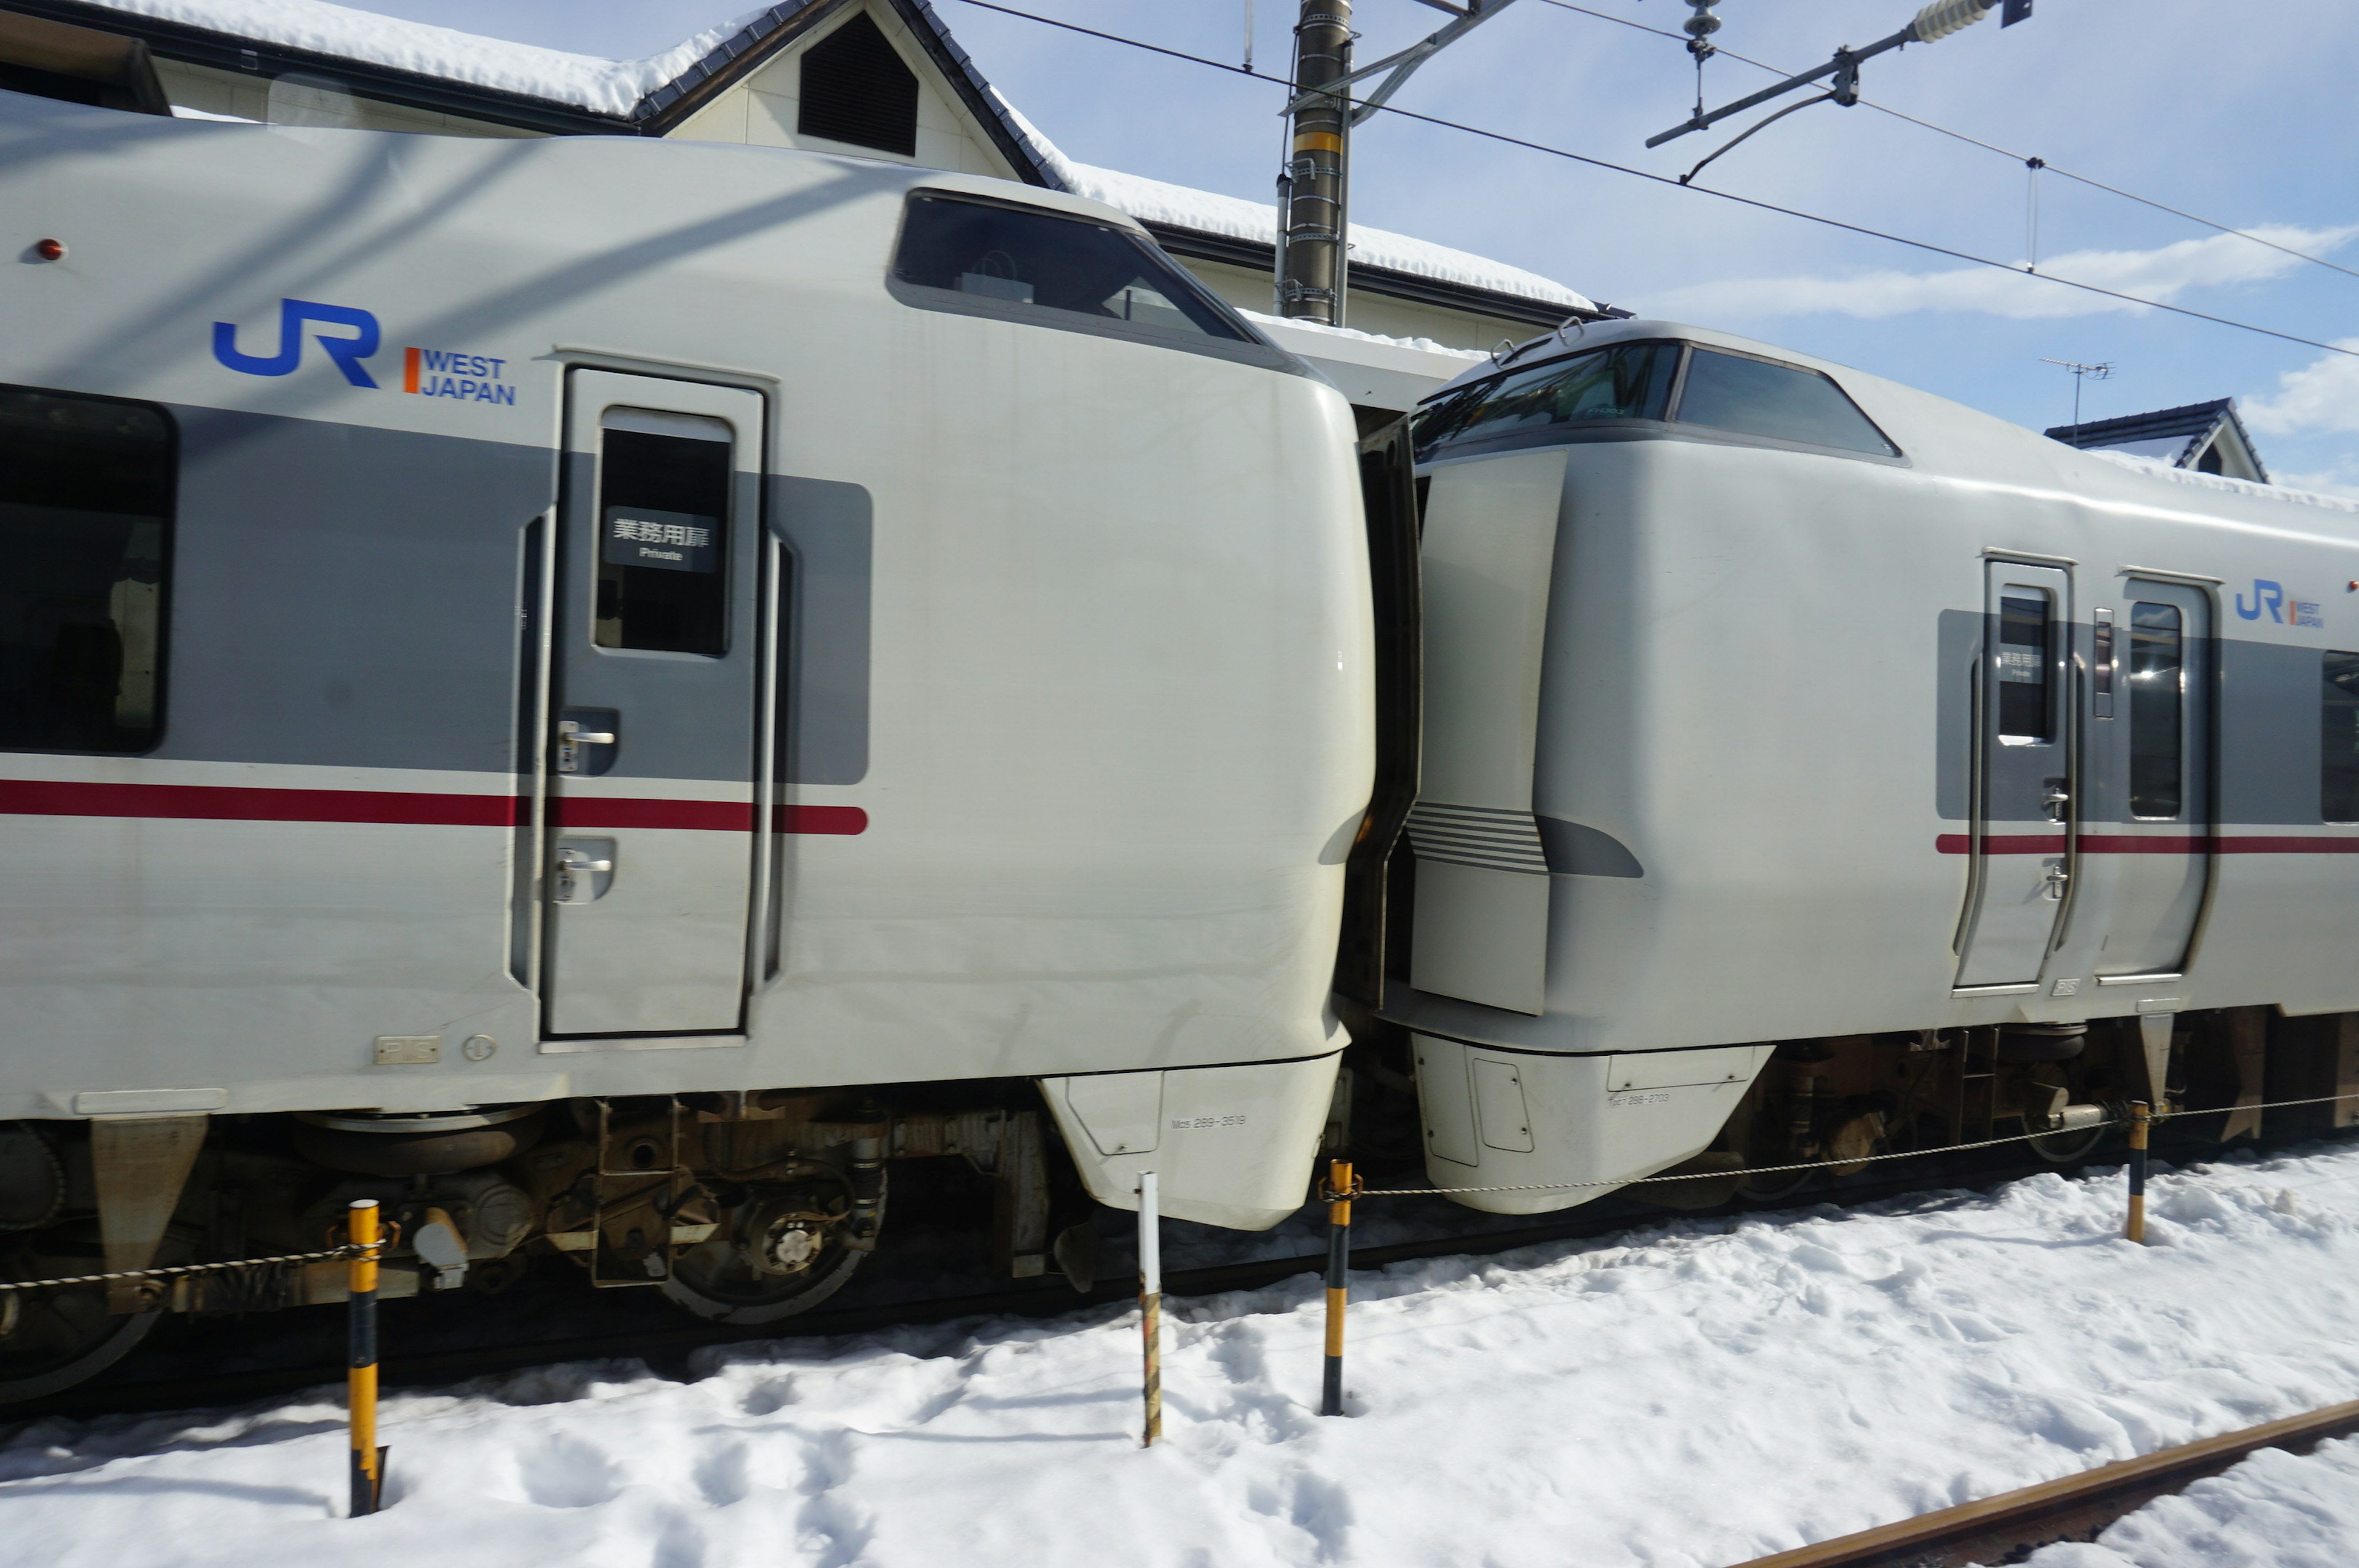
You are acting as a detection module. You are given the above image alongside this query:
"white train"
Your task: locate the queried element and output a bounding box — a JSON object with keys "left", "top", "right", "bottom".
{"left": 0, "top": 86, "right": 1367, "bottom": 1396}
{"left": 1384, "top": 321, "right": 2359, "bottom": 1212}
{"left": 4, "top": 67, "right": 2356, "bottom": 1402}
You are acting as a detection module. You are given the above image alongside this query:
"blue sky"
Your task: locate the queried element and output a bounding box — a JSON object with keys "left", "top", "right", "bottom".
{"left": 350, "top": 0, "right": 2359, "bottom": 491}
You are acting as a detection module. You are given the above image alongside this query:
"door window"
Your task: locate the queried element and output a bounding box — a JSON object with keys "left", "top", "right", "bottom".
{"left": 1995, "top": 593, "right": 2052, "bottom": 742}
{"left": 0, "top": 386, "right": 171, "bottom": 752}
{"left": 594, "top": 415, "right": 731, "bottom": 657}
{"left": 2325, "top": 650, "right": 2359, "bottom": 822}
{"left": 2128, "top": 602, "right": 2184, "bottom": 817}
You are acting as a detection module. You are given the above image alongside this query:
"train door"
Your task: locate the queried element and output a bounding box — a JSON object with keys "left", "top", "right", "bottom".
{"left": 1955, "top": 561, "right": 2073, "bottom": 987}
{"left": 542, "top": 371, "right": 768, "bottom": 1036}
{"left": 2086, "top": 582, "right": 2213, "bottom": 978}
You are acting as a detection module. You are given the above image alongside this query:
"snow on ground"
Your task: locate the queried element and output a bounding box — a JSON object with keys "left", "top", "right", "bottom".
{"left": 2024, "top": 1435, "right": 2359, "bottom": 1568}
{"left": 9, "top": 1144, "right": 2359, "bottom": 1568}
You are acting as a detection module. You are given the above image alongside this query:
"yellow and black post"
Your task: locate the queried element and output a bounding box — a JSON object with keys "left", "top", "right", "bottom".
{"left": 348, "top": 1198, "right": 385, "bottom": 1516}
{"left": 1138, "top": 1169, "right": 1162, "bottom": 1447}
{"left": 1320, "top": 1159, "right": 1355, "bottom": 1417}
{"left": 2125, "top": 1101, "right": 2150, "bottom": 1245}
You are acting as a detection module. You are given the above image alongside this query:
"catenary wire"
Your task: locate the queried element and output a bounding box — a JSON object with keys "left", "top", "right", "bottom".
{"left": 953, "top": 2, "right": 2359, "bottom": 360}
{"left": 1536, "top": 0, "right": 2359, "bottom": 283}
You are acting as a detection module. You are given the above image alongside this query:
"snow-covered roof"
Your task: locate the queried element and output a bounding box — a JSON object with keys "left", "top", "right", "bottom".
{"left": 995, "top": 103, "right": 1597, "bottom": 317}
{"left": 2083, "top": 448, "right": 2355, "bottom": 517}
{"left": 51, "top": 0, "right": 1600, "bottom": 321}
{"left": 60, "top": 0, "right": 743, "bottom": 115}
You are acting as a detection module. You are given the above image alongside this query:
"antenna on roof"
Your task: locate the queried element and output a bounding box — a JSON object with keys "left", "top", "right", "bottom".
{"left": 2042, "top": 357, "right": 2114, "bottom": 432}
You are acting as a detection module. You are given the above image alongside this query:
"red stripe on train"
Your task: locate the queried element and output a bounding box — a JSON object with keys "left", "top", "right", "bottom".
{"left": 1937, "top": 832, "right": 2359, "bottom": 855}
{"left": 0, "top": 780, "right": 866, "bottom": 835}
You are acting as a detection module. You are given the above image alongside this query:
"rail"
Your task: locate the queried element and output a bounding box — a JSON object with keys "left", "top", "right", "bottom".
{"left": 1729, "top": 1395, "right": 2359, "bottom": 1567}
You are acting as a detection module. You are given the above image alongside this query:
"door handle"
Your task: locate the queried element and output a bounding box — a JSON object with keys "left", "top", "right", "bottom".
{"left": 2041, "top": 857, "right": 2069, "bottom": 901}
{"left": 2041, "top": 779, "right": 2070, "bottom": 822}
{"left": 551, "top": 841, "right": 617, "bottom": 905}
{"left": 557, "top": 719, "right": 617, "bottom": 775}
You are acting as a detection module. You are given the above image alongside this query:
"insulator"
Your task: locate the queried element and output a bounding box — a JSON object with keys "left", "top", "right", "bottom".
{"left": 1911, "top": 0, "right": 1994, "bottom": 42}
{"left": 1683, "top": 0, "right": 1721, "bottom": 39}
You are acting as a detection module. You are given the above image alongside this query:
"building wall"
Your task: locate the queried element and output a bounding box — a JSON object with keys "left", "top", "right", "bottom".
{"left": 1180, "top": 256, "right": 1545, "bottom": 354}
{"left": 668, "top": 2, "right": 1017, "bottom": 179}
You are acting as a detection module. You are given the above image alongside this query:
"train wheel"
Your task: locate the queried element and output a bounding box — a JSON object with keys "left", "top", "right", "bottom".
{"left": 658, "top": 1168, "right": 879, "bottom": 1326}
{"left": 0, "top": 1249, "right": 162, "bottom": 1403}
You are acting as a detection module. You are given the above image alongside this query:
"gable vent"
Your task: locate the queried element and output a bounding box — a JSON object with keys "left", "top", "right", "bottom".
{"left": 798, "top": 12, "right": 919, "bottom": 157}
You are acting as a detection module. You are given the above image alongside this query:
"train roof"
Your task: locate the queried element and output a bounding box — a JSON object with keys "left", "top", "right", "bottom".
{"left": 1430, "top": 317, "right": 2359, "bottom": 544}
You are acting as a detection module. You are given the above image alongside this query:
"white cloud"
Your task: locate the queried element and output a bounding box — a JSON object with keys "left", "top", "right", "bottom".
{"left": 1650, "top": 224, "right": 2358, "bottom": 322}
{"left": 2243, "top": 338, "right": 2359, "bottom": 435}
{"left": 2271, "top": 467, "right": 2359, "bottom": 501}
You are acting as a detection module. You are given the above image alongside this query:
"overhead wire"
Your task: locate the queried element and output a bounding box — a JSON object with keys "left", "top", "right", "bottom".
{"left": 954, "top": 0, "right": 2359, "bottom": 361}
{"left": 1536, "top": 0, "right": 2359, "bottom": 283}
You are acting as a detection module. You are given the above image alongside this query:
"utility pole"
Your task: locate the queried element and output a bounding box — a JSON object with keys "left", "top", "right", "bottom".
{"left": 1273, "top": 1, "right": 1527, "bottom": 324}
{"left": 1278, "top": 1, "right": 1352, "bottom": 324}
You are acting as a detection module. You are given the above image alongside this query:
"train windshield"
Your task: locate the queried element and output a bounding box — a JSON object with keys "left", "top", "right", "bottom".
{"left": 1675, "top": 348, "right": 1899, "bottom": 456}
{"left": 894, "top": 193, "right": 1252, "bottom": 343}
{"left": 1414, "top": 343, "right": 1676, "bottom": 456}
{"left": 1416, "top": 340, "right": 1900, "bottom": 462}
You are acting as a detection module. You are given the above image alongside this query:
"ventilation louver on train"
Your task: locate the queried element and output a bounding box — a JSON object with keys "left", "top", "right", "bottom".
{"left": 797, "top": 12, "right": 919, "bottom": 157}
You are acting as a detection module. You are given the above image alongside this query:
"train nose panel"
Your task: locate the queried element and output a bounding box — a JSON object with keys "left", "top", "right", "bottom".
{"left": 1412, "top": 1037, "right": 1770, "bottom": 1214}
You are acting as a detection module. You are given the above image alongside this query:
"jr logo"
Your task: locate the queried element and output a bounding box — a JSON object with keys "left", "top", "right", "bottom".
{"left": 2236, "top": 579, "right": 2285, "bottom": 622}
{"left": 212, "top": 298, "right": 380, "bottom": 388}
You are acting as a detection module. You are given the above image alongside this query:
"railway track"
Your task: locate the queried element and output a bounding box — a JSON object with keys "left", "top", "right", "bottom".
{"left": 1735, "top": 1397, "right": 2359, "bottom": 1567}
{"left": 9, "top": 1153, "right": 2064, "bottom": 1422}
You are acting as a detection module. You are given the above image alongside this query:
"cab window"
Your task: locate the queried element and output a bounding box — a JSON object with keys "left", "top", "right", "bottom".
{"left": 1673, "top": 348, "right": 1899, "bottom": 456}
{"left": 891, "top": 193, "right": 1253, "bottom": 345}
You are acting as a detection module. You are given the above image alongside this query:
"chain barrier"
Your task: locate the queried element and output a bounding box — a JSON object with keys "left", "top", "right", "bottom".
{"left": 0, "top": 1244, "right": 361, "bottom": 1296}
{"left": 1339, "top": 1088, "right": 2359, "bottom": 1202}
{"left": 1304, "top": 1086, "right": 2359, "bottom": 1417}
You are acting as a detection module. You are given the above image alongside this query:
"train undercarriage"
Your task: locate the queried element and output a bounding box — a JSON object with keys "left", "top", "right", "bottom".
{"left": 5, "top": 1005, "right": 2353, "bottom": 1403}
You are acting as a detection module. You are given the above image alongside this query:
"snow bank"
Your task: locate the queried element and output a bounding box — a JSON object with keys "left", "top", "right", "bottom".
{"left": 80, "top": 0, "right": 780, "bottom": 114}
{"left": 10, "top": 1144, "right": 2359, "bottom": 1566}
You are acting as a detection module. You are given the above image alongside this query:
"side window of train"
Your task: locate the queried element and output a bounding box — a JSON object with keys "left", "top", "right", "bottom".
{"left": 890, "top": 192, "right": 1258, "bottom": 349}
{"left": 1672, "top": 348, "right": 1899, "bottom": 457}
{"left": 1995, "top": 593, "right": 2054, "bottom": 742}
{"left": 595, "top": 412, "right": 731, "bottom": 657}
{"left": 2324, "top": 650, "right": 2359, "bottom": 822}
{"left": 2127, "top": 603, "right": 2185, "bottom": 818}
{"left": 0, "top": 386, "right": 171, "bottom": 754}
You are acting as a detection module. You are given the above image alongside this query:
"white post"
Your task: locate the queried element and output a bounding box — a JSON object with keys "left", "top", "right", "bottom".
{"left": 1138, "top": 1170, "right": 1162, "bottom": 1446}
